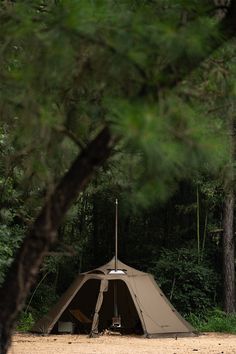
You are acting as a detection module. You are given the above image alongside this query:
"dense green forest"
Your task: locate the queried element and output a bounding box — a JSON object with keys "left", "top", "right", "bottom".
{"left": 1, "top": 0, "right": 236, "bottom": 352}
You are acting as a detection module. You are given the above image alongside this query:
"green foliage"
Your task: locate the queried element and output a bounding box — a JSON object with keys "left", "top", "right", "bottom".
{"left": 0, "top": 225, "right": 23, "bottom": 284}
{"left": 17, "top": 312, "right": 35, "bottom": 332}
{"left": 108, "top": 92, "right": 227, "bottom": 207}
{"left": 0, "top": 129, "right": 29, "bottom": 284}
{"left": 29, "top": 283, "right": 59, "bottom": 318}
{"left": 187, "top": 309, "right": 236, "bottom": 333}
{"left": 149, "top": 248, "right": 218, "bottom": 315}
{"left": 0, "top": 0, "right": 228, "bottom": 189}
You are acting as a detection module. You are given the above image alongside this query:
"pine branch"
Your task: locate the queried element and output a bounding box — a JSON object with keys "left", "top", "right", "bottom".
{"left": 53, "top": 125, "right": 86, "bottom": 150}
{"left": 155, "top": 0, "right": 236, "bottom": 91}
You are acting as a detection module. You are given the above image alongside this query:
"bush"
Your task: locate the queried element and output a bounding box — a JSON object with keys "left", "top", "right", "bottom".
{"left": 0, "top": 225, "right": 24, "bottom": 284}
{"left": 187, "top": 309, "right": 236, "bottom": 333}
{"left": 149, "top": 248, "right": 219, "bottom": 315}
{"left": 27, "top": 282, "right": 60, "bottom": 321}
{"left": 17, "top": 312, "right": 35, "bottom": 332}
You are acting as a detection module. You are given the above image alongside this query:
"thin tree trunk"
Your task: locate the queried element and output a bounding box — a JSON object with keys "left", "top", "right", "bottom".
{"left": 197, "top": 184, "right": 201, "bottom": 263}
{"left": 223, "top": 190, "right": 235, "bottom": 313}
{"left": 222, "top": 113, "right": 236, "bottom": 314}
{"left": 0, "top": 127, "right": 113, "bottom": 354}
{"left": 201, "top": 211, "right": 208, "bottom": 261}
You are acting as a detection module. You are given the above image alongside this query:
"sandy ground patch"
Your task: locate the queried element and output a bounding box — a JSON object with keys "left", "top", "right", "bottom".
{"left": 9, "top": 332, "right": 236, "bottom": 354}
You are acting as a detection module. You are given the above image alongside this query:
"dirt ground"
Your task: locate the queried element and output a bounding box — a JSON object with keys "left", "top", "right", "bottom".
{"left": 8, "top": 332, "right": 236, "bottom": 354}
{"left": 9, "top": 332, "right": 236, "bottom": 354}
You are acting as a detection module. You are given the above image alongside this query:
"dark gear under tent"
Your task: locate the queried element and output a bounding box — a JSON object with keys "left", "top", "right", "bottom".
{"left": 32, "top": 258, "right": 196, "bottom": 338}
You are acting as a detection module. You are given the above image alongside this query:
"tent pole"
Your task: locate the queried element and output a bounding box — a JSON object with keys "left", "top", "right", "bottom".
{"left": 115, "top": 198, "right": 118, "bottom": 271}
{"left": 114, "top": 199, "right": 118, "bottom": 318}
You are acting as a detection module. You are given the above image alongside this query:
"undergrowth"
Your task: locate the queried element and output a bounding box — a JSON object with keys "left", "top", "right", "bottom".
{"left": 17, "top": 312, "right": 35, "bottom": 332}
{"left": 187, "top": 308, "right": 236, "bottom": 333}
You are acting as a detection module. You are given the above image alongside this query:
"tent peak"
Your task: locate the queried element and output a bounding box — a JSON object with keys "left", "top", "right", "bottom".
{"left": 86, "top": 257, "right": 146, "bottom": 276}
{"left": 108, "top": 269, "right": 125, "bottom": 275}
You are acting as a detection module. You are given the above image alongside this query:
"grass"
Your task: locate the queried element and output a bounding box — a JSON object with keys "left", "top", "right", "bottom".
{"left": 16, "top": 312, "right": 35, "bottom": 332}
{"left": 187, "top": 308, "right": 236, "bottom": 334}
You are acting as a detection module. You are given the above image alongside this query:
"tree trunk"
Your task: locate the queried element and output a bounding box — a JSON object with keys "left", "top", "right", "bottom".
{"left": 0, "top": 127, "right": 113, "bottom": 354}
{"left": 223, "top": 190, "right": 235, "bottom": 313}
{"left": 222, "top": 113, "right": 236, "bottom": 314}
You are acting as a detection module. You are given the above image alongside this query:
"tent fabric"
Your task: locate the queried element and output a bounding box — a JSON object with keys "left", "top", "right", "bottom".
{"left": 90, "top": 279, "right": 108, "bottom": 336}
{"left": 32, "top": 258, "right": 196, "bottom": 337}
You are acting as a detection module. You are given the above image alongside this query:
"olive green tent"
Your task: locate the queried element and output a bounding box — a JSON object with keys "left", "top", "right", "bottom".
{"left": 32, "top": 258, "right": 196, "bottom": 338}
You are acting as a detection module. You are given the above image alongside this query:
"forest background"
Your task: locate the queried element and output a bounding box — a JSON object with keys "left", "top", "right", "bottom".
{"left": 1, "top": 0, "right": 236, "bottom": 352}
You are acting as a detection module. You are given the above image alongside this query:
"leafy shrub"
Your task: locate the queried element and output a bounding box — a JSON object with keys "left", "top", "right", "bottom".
{"left": 149, "top": 248, "right": 219, "bottom": 315}
{"left": 186, "top": 312, "right": 204, "bottom": 329}
{"left": 16, "top": 280, "right": 59, "bottom": 332}
{"left": 187, "top": 309, "right": 236, "bottom": 333}
{"left": 17, "top": 312, "right": 35, "bottom": 332}
{"left": 0, "top": 225, "right": 24, "bottom": 284}
{"left": 29, "top": 283, "right": 59, "bottom": 319}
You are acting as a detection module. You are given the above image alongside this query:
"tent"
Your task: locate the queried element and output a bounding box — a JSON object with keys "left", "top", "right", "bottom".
{"left": 32, "top": 257, "right": 196, "bottom": 337}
